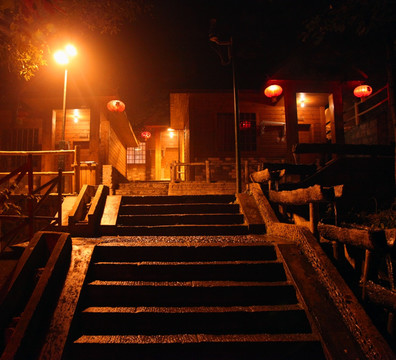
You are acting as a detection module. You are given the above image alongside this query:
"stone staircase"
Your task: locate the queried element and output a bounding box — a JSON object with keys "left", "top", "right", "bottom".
{"left": 67, "top": 241, "right": 326, "bottom": 360}
{"left": 116, "top": 195, "right": 249, "bottom": 236}
{"left": 116, "top": 181, "right": 169, "bottom": 196}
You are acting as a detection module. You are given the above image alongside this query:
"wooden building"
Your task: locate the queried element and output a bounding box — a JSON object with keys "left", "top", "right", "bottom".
{"left": 0, "top": 95, "right": 138, "bottom": 192}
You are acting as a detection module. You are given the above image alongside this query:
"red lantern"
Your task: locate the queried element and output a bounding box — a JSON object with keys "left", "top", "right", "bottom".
{"left": 141, "top": 131, "right": 151, "bottom": 140}
{"left": 353, "top": 85, "right": 372, "bottom": 99}
{"left": 107, "top": 100, "right": 126, "bottom": 112}
{"left": 239, "top": 121, "right": 251, "bottom": 130}
{"left": 264, "top": 84, "right": 283, "bottom": 98}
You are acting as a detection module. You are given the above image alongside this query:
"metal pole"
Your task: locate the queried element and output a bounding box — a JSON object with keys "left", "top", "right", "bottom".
{"left": 231, "top": 38, "right": 242, "bottom": 194}
{"left": 59, "top": 68, "right": 68, "bottom": 171}
{"left": 62, "top": 68, "right": 68, "bottom": 146}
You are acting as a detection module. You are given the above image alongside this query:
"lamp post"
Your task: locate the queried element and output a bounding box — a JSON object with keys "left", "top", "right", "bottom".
{"left": 54, "top": 44, "right": 77, "bottom": 164}
{"left": 209, "top": 30, "right": 242, "bottom": 194}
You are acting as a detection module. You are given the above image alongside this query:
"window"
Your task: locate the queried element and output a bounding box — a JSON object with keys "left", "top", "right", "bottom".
{"left": 127, "top": 142, "right": 146, "bottom": 164}
{"left": 217, "top": 113, "right": 257, "bottom": 152}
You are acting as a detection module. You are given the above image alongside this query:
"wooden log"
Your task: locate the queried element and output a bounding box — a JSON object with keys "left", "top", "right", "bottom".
{"left": 269, "top": 184, "right": 343, "bottom": 206}
{"left": 365, "top": 281, "right": 396, "bottom": 312}
{"left": 250, "top": 169, "right": 285, "bottom": 183}
{"left": 317, "top": 223, "right": 387, "bottom": 251}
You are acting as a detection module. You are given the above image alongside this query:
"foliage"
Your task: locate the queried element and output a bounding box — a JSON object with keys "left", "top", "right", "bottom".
{"left": 0, "top": 185, "right": 22, "bottom": 215}
{"left": 301, "top": 0, "right": 396, "bottom": 44}
{"left": 0, "top": 0, "right": 151, "bottom": 81}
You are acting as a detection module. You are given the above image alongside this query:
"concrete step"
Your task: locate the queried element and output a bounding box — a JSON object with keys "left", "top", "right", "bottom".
{"left": 117, "top": 213, "right": 245, "bottom": 226}
{"left": 72, "top": 333, "right": 325, "bottom": 360}
{"left": 115, "top": 224, "right": 249, "bottom": 236}
{"left": 119, "top": 203, "right": 241, "bottom": 215}
{"left": 121, "top": 194, "right": 236, "bottom": 205}
{"left": 83, "top": 280, "right": 298, "bottom": 307}
{"left": 79, "top": 305, "right": 311, "bottom": 335}
{"left": 68, "top": 242, "right": 327, "bottom": 360}
{"left": 92, "top": 244, "right": 278, "bottom": 262}
{"left": 116, "top": 181, "right": 169, "bottom": 196}
{"left": 91, "top": 261, "right": 287, "bottom": 282}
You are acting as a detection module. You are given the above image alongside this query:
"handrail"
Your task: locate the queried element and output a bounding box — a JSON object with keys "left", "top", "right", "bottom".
{"left": 0, "top": 147, "right": 81, "bottom": 193}
{"left": 0, "top": 150, "right": 75, "bottom": 155}
{"left": 0, "top": 149, "right": 76, "bottom": 251}
{"left": 170, "top": 159, "right": 254, "bottom": 184}
{"left": 344, "top": 84, "right": 389, "bottom": 126}
{"left": 0, "top": 155, "right": 63, "bottom": 251}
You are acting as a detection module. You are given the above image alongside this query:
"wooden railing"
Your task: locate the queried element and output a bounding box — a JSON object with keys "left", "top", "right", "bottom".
{"left": 170, "top": 160, "right": 260, "bottom": 184}
{"left": 344, "top": 84, "right": 389, "bottom": 130}
{"left": 0, "top": 147, "right": 82, "bottom": 251}
{"left": 0, "top": 147, "right": 81, "bottom": 193}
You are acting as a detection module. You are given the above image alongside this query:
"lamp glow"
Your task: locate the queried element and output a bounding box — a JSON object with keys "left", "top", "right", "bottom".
{"left": 264, "top": 85, "right": 283, "bottom": 98}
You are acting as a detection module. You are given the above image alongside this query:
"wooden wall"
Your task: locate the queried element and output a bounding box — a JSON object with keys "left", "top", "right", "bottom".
{"left": 108, "top": 127, "right": 127, "bottom": 177}
{"left": 182, "top": 92, "right": 326, "bottom": 165}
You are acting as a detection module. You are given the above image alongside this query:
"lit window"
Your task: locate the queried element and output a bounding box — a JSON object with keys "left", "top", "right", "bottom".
{"left": 127, "top": 142, "right": 146, "bottom": 164}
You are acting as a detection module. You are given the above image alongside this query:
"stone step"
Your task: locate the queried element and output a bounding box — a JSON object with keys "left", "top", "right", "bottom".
{"left": 119, "top": 203, "right": 241, "bottom": 215}
{"left": 120, "top": 194, "right": 236, "bottom": 205}
{"left": 116, "top": 224, "right": 249, "bottom": 236}
{"left": 91, "top": 261, "right": 287, "bottom": 282}
{"left": 117, "top": 213, "right": 245, "bottom": 226}
{"left": 84, "top": 280, "right": 298, "bottom": 307}
{"left": 116, "top": 182, "right": 169, "bottom": 196}
{"left": 72, "top": 333, "right": 325, "bottom": 360}
{"left": 92, "top": 244, "right": 278, "bottom": 262}
{"left": 79, "top": 305, "right": 311, "bottom": 335}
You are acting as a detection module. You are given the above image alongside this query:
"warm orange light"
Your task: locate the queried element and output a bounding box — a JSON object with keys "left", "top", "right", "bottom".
{"left": 353, "top": 85, "right": 372, "bottom": 98}
{"left": 65, "top": 44, "right": 77, "bottom": 57}
{"left": 264, "top": 85, "right": 283, "bottom": 98}
{"left": 54, "top": 44, "right": 77, "bottom": 65}
{"left": 54, "top": 50, "right": 69, "bottom": 65}
{"left": 107, "top": 100, "right": 126, "bottom": 112}
{"left": 73, "top": 109, "right": 79, "bottom": 123}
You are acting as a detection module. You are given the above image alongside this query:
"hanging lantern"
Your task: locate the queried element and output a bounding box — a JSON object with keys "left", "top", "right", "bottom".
{"left": 107, "top": 100, "right": 126, "bottom": 112}
{"left": 264, "top": 84, "right": 283, "bottom": 98}
{"left": 239, "top": 120, "right": 252, "bottom": 130}
{"left": 141, "top": 131, "right": 151, "bottom": 140}
{"left": 353, "top": 85, "right": 372, "bottom": 99}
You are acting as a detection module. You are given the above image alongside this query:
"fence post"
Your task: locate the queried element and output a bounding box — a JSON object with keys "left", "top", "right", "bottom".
{"left": 57, "top": 169, "right": 63, "bottom": 227}
{"left": 244, "top": 160, "right": 249, "bottom": 186}
{"left": 27, "top": 154, "right": 34, "bottom": 239}
{"left": 354, "top": 102, "right": 360, "bottom": 126}
{"left": 73, "top": 145, "right": 80, "bottom": 193}
{"left": 205, "top": 160, "right": 210, "bottom": 183}
{"left": 170, "top": 162, "right": 176, "bottom": 183}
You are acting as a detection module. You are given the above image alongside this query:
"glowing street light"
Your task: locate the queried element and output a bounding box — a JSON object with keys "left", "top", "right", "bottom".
{"left": 54, "top": 44, "right": 77, "bottom": 161}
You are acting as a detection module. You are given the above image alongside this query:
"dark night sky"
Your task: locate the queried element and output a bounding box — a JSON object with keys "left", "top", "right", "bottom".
{"left": 18, "top": 0, "right": 387, "bottom": 126}
{"left": 99, "top": 0, "right": 324, "bottom": 124}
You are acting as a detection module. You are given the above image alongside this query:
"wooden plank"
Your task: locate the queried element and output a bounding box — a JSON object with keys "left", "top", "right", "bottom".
{"left": 1, "top": 232, "right": 71, "bottom": 360}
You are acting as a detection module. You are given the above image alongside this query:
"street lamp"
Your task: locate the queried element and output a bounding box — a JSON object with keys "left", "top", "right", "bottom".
{"left": 54, "top": 44, "right": 77, "bottom": 153}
